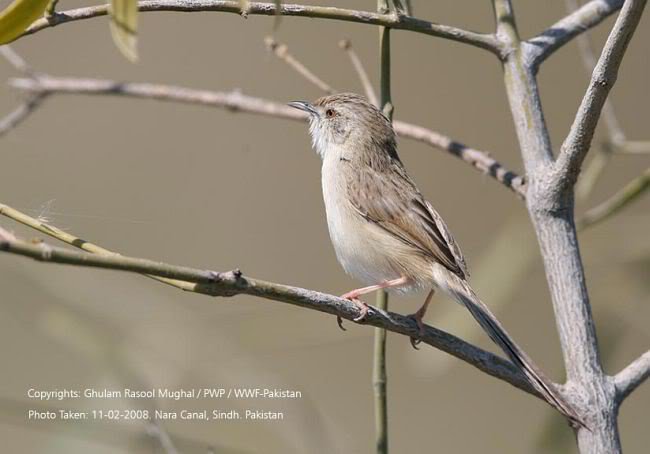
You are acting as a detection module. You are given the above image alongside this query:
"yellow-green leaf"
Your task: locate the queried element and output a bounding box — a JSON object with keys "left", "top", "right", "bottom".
{"left": 109, "top": 0, "right": 138, "bottom": 62}
{"left": 0, "top": 0, "right": 51, "bottom": 44}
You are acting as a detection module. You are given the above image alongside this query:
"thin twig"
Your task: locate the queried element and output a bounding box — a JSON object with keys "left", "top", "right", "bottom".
{"left": 0, "top": 203, "right": 195, "bottom": 292}
{"left": 614, "top": 350, "right": 650, "bottom": 402}
{"left": 339, "top": 39, "right": 378, "bottom": 106}
{"left": 577, "top": 167, "right": 649, "bottom": 229}
{"left": 554, "top": 0, "right": 647, "bottom": 191}
{"left": 0, "top": 45, "right": 34, "bottom": 74}
{"left": 374, "top": 286, "right": 389, "bottom": 454}
{"left": 0, "top": 218, "right": 543, "bottom": 400}
{"left": 10, "top": 74, "right": 526, "bottom": 196}
{"left": 0, "top": 46, "right": 47, "bottom": 137}
{"left": 46, "top": 0, "right": 60, "bottom": 18}
{"left": 576, "top": 143, "right": 614, "bottom": 200}
{"left": 21, "top": 1, "right": 503, "bottom": 56}
{"left": 615, "top": 140, "right": 650, "bottom": 154}
{"left": 0, "top": 94, "right": 47, "bottom": 138}
{"left": 264, "top": 37, "right": 334, "bottom": 94}
{"left": 374, "top": 3, "right": 391, "bottom": 451}
{"left": 527, "top": 0, "right": 625, "bottom": 66}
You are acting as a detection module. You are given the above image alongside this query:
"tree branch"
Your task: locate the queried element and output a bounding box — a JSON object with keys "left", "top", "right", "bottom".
{"left": 553, "top": 0, "right": 646, "bottom": 191}
{"left": 374, "top": 3, "right": 392, "bottom": 450}
{"left": 264, "top": 36, "right": 334, "bottom": 94}
{"left": 527, "top": 0, "right": 624, "bottom": 66}
{"left": 21, "top": 1, "right": 502, "bottom": 56}
{"left": 0, "top": 93, "right": 47, "bottom": 137}
{"left": 614, "top": 350, "right": 650, "bottom": 402}
{"left": 614, "top": 140, "right": 650, "bottom": 154}
{"left": 577, "top": 167, "right": 650, "bottom": 230}
{"left": 10, "top": 74, "right": 526, "bottom": 197}
{"left": 0, "top": 221, "right": 540, "bottom": 400}
{"left": 339, "top": 39, "right": 378, "bottom": 107}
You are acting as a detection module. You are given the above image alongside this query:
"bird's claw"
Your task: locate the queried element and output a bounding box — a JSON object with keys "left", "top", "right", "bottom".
{"left": 336, "top": 296, "right": 369, "bottom": 330}
{"left": 407, "top": 313, "right": 426, "bottom": 350}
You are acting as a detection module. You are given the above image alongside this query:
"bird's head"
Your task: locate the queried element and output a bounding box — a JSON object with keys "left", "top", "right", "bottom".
{"left": 288, "top": 93, "right": 396, "bottom": 160}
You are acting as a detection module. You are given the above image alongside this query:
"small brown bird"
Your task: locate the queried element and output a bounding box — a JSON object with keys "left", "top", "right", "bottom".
{"left": 289, "top": 93, "right": 584, "bottom": 427}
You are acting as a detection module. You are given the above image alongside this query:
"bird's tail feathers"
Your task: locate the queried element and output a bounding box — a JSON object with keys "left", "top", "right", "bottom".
{"left": 442, "top": 273, "right": 586, "bottom": 429}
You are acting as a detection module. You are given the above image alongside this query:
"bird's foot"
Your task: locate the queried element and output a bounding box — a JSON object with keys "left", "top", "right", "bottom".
{"left": 337, "top": 294, "right": 370, "bottom": 330}
{"left": 407, "top": 312, "right": 426, "bottom": 350}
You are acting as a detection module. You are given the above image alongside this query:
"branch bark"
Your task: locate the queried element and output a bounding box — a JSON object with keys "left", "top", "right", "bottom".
{"left": 527, "top": 0, "right": 624, "bottom": 66}
{"left": 21, "top": 1, "right": 502, "bottom": 56}
{"left": 9, "top": 74, "right": 526, "bottom": 197}
{"left": 614, "top": 350, "right": 650, "bottom": 402}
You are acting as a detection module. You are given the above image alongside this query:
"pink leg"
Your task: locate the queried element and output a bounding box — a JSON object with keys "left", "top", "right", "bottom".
{"left": 337, "top": 277, "right": 411, "bottom": 329}
{"left": 341, "top": 276, "right": 410, "bottom": 301}
{"left": 409, "top": 289, "right": 435, "bottom": 349}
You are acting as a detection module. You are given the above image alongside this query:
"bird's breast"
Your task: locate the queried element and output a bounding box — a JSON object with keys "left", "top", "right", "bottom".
{"left": 320, "top": 156, "right": 416, "bottom": 290}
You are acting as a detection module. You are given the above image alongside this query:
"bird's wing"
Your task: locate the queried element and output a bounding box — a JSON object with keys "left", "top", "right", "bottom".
{"left": 346, "top": 161, "right": 469, "bottom": 279}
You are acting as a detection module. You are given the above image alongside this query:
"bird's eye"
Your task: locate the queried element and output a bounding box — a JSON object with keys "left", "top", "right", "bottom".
{"left": 325, "top": 109, "right": 335, "bottom": 118}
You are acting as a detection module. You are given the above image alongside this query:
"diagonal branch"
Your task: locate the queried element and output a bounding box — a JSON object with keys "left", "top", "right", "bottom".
{"left": 614, "top": 350, "right": 650, "bottom": 402}
{"left": 553, "top": 0, "right": 646, "bottom": 191}
{"left": 0, "top": 203, "right": 195, "bottom": 292}
{"left": 10, "top": 74, "right": 526, "bottom": 197}
{"left": 22, "top": 1, "right": 502, "bottom": 56}
{"left": 0, "top": 93, "right": 48, "bottom": 137}
{"left": 0, "top": 222, "right": 540, "bottom": 400}
{"left": 577, "top": 167, "right": 649, "bottom": 229}
{"left": 527, "top": 0, "right": 624, "bottom": 66}
{"left": 339, "top": 39, "right": 378, "bottom": 107}
{"left": 0, "top": 45, "right": 48, "bottom": 137}
{"left": 264, "top": 36, "right": 335, "bottom": 94}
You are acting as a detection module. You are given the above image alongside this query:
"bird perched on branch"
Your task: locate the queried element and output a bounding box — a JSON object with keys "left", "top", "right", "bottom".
{"left": 288, "top": 93, "right": 585, "bottom": 428}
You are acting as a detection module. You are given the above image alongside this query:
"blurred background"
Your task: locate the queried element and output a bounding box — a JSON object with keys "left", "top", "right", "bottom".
{"left": 0, "top": 1, "right": 648, "bottom": 452}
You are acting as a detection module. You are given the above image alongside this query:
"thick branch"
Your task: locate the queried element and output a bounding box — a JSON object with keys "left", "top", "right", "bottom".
{"left": 22, "top": 1, "right": 502, "bottom": 55}
{"left": 553, "top": 0, "right": 646, "bottom": 191}
{"left": 614, "top": 351, "right": 650, "bottom": 402}
{"left": 10, "top": 75, "right": 526, "bottom": 197}
{"left": 0, "top": 230, "right": 539, "bottom": 398}
{"left": 528, "top": 0, "right": 624, "bottom": 66}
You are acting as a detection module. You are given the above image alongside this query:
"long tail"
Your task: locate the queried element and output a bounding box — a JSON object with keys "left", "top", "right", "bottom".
{"left": 443, "top": 274, "right": 586, "bottom": 428}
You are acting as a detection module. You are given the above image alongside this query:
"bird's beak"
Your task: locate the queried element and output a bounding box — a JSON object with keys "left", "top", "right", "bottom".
{"left": 287, "top": 101, "right": 318, "bottom": 116}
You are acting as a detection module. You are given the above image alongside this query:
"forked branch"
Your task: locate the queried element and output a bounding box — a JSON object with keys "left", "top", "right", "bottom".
{"left": 553, "top": 0, "right": 646, "bottom": 190}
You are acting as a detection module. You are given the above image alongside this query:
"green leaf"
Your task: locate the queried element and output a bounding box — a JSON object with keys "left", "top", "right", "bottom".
{"left": 0, "top": 0, "right": 51, "bottom": 44}
{"left": 109, "top": 0, "right": 138, "bottom": 62}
